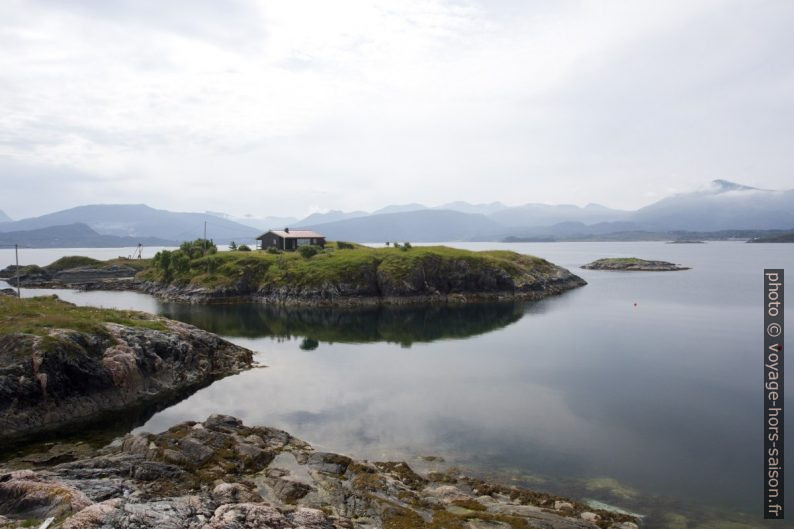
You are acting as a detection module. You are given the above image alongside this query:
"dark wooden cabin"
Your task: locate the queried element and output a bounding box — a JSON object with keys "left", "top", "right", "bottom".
{"left": 256, "top": 228, "right": 326, "bottom": 251}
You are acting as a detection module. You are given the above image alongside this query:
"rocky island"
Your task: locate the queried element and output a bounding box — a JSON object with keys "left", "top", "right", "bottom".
{"left": 0, "top": 242, "right": 586, "bottom": 305}
{"left": 0, "top": 294, "right": 254, "bottom": 442}
{"left": 581, "top": 258, "right": 690, "bottom": 271}
{"left": 0, "top": 414, "right": 639, "bottom": 529}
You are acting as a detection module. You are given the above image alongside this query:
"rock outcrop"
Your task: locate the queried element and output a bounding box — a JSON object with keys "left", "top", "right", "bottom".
{"left": 0, "top": 322, "right": 254, "bottom": 442}
{"left": 135, "top": 261, "right": 586, "bottom": 305}
{"left": 582, "top": 258, "right": 689, "bottom": 271}
{"left": 0, "top": 415, "right": 638, "bottom": 529}
{"left": 0, "top": 265, "right": 138, "bottom": 291}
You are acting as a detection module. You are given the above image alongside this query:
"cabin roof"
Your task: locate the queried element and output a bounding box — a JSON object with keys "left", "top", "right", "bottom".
{"left": 256, "top": 229, "right": 325, "bottom": 240}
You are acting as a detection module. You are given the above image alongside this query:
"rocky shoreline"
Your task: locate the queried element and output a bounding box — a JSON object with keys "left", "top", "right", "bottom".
{"left": 581, "top": 258, "right": 689, "bottom": 272}
{"left": 0, "top": 298, "right": 255, "bottom": 443}
{"left": 1, "top": 263, "right": 587, "bottom": 306}
{"left": 0, "top": 414, "right": 639, "bottom": 529}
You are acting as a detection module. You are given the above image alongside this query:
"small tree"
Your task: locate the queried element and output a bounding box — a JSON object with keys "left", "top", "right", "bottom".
{"left": 154, "top": 250, "right": 172, "bottom": 271}
{"left": 229, "top": 241, "right": 238, "bottom": 251}
{"left": 385, "top": 241, "right": 390, "bottom": 246}
{"left": 400, "top": 241, "right": 412, "bottom": 251}
{"left": 238, "top": 244, "right": 251, "bottom": 251}
{"left": 172, "top": 252, "right": 190, "bottom": 274}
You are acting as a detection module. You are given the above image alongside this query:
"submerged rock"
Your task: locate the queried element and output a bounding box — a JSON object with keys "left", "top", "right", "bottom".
{"left": 0, "top": 415, "right": 638, "bottom": 529}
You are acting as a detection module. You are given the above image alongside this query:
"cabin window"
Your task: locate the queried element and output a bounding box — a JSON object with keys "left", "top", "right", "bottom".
{"left": 296, "top": 238, "right": 311, "bottom": 246}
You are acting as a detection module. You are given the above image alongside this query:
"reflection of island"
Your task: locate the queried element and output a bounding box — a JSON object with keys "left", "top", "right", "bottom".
{"left": 157, "top": 301, "right": 529, "bottom": 346}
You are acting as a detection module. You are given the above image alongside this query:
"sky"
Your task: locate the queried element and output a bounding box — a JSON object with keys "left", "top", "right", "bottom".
{"left": 0, "top": 0, "right": 793, "bottom": 220}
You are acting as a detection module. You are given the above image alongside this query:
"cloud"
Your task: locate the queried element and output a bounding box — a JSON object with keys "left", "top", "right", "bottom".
{"left": 0, "top": 0, "right": 792, "bottom": 218}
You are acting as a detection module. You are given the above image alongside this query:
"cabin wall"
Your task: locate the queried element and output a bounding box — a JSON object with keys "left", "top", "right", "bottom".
{"left": 257, "top": 234, "right": 326, "bottom": 250}
{"left": 258, "top": 234, "right": 283, "bottom": 250}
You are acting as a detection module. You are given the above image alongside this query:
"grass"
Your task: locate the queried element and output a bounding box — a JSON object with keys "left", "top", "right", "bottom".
{"left": 44, "top": 255, "right": 102, "bottom": 272}
{"left": 0, "top": 295, "right": 166, "bottom": 337}
{"left": 135, "top": 244, "right": 557, "bottom": 290}
{"left": 589, "top": 257, "right": 645, "bottom": 264}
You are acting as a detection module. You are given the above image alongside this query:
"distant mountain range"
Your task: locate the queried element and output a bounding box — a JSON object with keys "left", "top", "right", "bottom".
{"left": 0, "top": 223, "right": 177, "bottom": 248}
{"left": 0, "top": 204, "right": 260, "bottom": 244}
{"left": 300, "top": 209, "right": 505, "bottom": 242}
{"left": 1, "top": 180, "right": 792, "bottom": 246}
{"left": 0, "top": 210, "right": 11, "bottom": 223}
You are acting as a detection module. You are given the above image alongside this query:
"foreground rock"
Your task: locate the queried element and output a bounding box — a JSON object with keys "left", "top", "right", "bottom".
{"left": 582, "top": 258, "right": 689, "bottom": 271}
{"left": 0, "top": 300, "right": 254, "bottom": 442}
{"left": 0, "top": 415, "right": 638, "bottom": 529}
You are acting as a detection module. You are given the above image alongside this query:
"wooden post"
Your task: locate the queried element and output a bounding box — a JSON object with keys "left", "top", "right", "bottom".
{"left": 14, "top": 244, "right": 20, "bottom": 298}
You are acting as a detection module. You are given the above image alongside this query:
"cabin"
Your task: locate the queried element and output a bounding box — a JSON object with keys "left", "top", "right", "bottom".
{"left": 256, "top": 228, "right": 326, "bottom": 251}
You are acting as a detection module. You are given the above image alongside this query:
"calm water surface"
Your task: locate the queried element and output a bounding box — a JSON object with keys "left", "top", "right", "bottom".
{"left": 1, "top": 242, "right": 791, "bottom": 527}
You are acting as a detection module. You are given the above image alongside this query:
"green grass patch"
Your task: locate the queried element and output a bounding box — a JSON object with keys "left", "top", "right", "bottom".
{"left": 43, "top": 244, "right": 557, "bottom": 292}
{"left": 0, "top": 295, "right": 166, "bottom": 336}
{"left": 44, "top": 255, "right": 102, "bottom": 272}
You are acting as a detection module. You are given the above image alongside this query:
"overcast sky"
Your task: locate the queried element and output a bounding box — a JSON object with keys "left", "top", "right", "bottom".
{"left": 1, "top": 0, "right": 792, "bottom": 219}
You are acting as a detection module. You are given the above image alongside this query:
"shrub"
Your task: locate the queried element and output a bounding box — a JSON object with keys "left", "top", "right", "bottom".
{"left": 171, "top": 252, "right": 190, "bottom": 274}
{"left": 179, "top": 239, "right": 217, "bottom": 259}
{"left": 267, "top": 247, "right": 281, "bottom": 254}
{"left": 238, "top": 244, "right": 251, "bottom": 251}
{"left": 336, "top": 241, "right": 355, "bottom": 249}
{"left": 298, "top": 245, "right": 319, "bottom": 259}
{"left": 401, "top": 241, "right": 412, "bottom": 251}
{"left": 153, "top": 250, "right": 172, "bottom": 271}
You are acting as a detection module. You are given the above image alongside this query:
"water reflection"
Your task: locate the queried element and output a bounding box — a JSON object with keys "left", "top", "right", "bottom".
{"left": 157, "top": 301, "right": 529, "bottom": 346}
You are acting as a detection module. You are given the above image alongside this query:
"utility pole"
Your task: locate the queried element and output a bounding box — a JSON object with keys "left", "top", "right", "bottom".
{"left": 14, "top": 244, "right": 20, "bottom": 298}
{"left": 203, "top": 221, "right": 210, "bottom": 275}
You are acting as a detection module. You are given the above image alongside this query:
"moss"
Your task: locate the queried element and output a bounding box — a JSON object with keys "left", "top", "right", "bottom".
{"left": 374, "top": 462, "right": 428, "bottom": 490}
{"left": 380, "top": 501, "right": 427, "bottom": 529}
{"left": 450, "top": 499, "right": 486, "bottom": 511}
{"left": 0, "top": 295, "right": 167, "bottom": 337}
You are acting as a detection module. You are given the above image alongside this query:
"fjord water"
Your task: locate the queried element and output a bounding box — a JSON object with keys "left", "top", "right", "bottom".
{"left": 2, "top": 242, "right": 791, "bottom": 526}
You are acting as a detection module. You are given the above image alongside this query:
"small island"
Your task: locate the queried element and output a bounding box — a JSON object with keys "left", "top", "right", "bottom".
{"left": 0, "top": 294, "right": 254, "bottom": 442}
{"left": 581, "top": 258, "right": 690, "bottom": 271}
{"left": 0, "top": 241, "right": 586, "bottom": 305}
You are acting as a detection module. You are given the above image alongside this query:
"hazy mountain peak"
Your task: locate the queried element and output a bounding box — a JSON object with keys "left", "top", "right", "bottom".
{"left": 710, "top": 179, "right": 759, "bottom": 192}
{"left": 372, "top": 203, "right": 427, "bottom": 215}
{"left": 0, "top": 210, "right": 11, "bottom": 222}
{"left": 435, "top": 201, "right": 507, "bottom": 215}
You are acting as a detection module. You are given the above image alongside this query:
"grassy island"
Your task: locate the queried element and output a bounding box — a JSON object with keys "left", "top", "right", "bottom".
{"left": 140, "top": 241, "right": 557, "bottom": 288}
{"left": 0, "top": 241, "right": 586, "bottom": 305}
